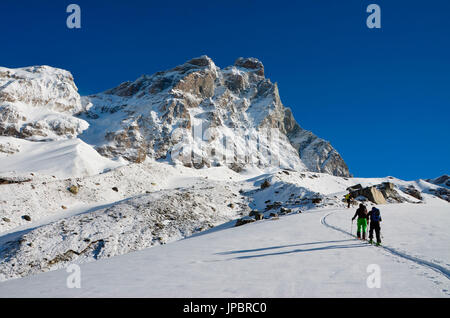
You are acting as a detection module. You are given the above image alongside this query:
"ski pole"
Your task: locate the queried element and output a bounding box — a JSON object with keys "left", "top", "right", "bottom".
{"left": 351, "top": 220, "right": 353, "bottom": 236}
{"left": 366, "top": 220, "right": 369, "bottom": 240}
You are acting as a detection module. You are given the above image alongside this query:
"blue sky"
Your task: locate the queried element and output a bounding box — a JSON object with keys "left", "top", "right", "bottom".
{"left": 1, "top": 0, "right": 449, "bottom": 180}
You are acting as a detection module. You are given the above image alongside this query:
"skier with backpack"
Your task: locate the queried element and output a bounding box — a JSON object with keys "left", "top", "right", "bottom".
{"left": 368, "top": 207, "right": 382, "bottom": 246}
{"left": 351, "top": 203, "right": 368, "bottom": 240}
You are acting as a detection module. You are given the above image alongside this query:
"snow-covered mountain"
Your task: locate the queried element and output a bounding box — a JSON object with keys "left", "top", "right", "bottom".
{"left": 0, "top": 66, "right": 88, "bottom": 141}
{"left": 79, "top": 56, "right": 350, "bottom": 176}
{"left": 0, "top": 57, "right": 349, "bottom": 176}
{"left": 0, "top": 58, "right": 448, "bottom": 297}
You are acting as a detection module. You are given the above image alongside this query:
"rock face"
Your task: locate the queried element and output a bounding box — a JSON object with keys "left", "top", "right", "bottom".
{"left": 286, "top": 115, "right": 350, "bottom": 177}
{"left": 79, "top": 56, "right": 350, "bottom": 176}
{"left": 0, "top": 65, "right": 88, "bottom": 140}
{"left": 429, "top": 188, "right": 450, "bottom": 203}
{"left": 427, "top": 175, "right": 450, "bottom": 188}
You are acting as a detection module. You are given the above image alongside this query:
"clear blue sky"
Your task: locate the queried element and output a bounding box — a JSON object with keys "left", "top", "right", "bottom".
{"left": 1, "top": 0, "right": 449, "bottom": 180}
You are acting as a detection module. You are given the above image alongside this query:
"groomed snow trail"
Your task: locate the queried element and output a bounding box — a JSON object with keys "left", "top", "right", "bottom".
{"left": 0, "top": 208, "right": 448, "bottom": 297}
{"left": 321, "top": 210, "right": 450, "bottom": 282}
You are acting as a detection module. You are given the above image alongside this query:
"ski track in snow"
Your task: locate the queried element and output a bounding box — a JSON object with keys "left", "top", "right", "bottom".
{"left": 321, "top": 210, "right": 450, "bottom": 291}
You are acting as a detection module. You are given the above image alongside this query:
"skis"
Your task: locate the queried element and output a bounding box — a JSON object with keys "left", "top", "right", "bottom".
{"left": 368, "top": 240, "right": 382, "bottom": 246}
{"left": 352, "top": 236, "right": 381, "bottom": 246}
{"left": 352, "top": 233, "right": 382, "bottom": 246}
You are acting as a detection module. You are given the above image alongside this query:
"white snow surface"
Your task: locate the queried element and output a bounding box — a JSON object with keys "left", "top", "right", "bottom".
{"left": 0, "top": 136, "right": 125, "bottom": 179}
{"left": 0, "top": 198, "right": 448, "bottom": 297}
{"left": 0, "top": 157, "right": 448, "bottom": 296}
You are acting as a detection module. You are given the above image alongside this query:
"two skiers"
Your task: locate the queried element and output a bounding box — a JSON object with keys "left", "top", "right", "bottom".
{"left": 351, "top": 204, "right": 382, "bottom": 245}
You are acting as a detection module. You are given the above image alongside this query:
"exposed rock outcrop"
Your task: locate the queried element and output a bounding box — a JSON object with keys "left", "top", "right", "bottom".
{"left": 426, "top": 175, "right": 450, "bottom": 188}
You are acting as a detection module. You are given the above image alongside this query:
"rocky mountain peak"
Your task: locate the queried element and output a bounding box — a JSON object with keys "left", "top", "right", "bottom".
{"left": 186, "top": 55, "right": 216, "bottom": 69}
{"left": 78, "top": 56, "right": 350, "bottom": 177}
{"left": 234, "top": 57, "right": 264, "bottom": 76}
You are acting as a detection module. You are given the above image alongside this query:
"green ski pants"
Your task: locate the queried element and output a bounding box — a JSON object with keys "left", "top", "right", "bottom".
{"left": 357, "top": 218, "right": 367, "bottom": 238}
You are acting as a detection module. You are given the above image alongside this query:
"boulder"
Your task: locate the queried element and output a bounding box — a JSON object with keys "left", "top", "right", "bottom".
{"left": 265, "top": 201, "right": 282, "bottom": 211}
{"left": 254, "top": 212, "right": 264, "bottom": 220}
{"left": 260, "top": 180, "right": 271, "bottom": 189}
{"left": 381, "top": 182, "right": 395, "bottom": 191}
{"left": 401, "top": 186, "right": 423, "bottom": 200}
{"left": 68, "top": 185, "right": 78, "bottom": 195}
{"left": 347, "top": 184, "right": 363, "bottom": 197}
{"left": 360, "top": 186, "right": 386, "bottom": 205}
{"left": 378, "top": 183, "right": 404, "bottom": 203}
{"left": 235, "top": 216, "right": 256, "bottom": 227}
{"left": 279, "top": 207, "right": 292, "bottom": 214}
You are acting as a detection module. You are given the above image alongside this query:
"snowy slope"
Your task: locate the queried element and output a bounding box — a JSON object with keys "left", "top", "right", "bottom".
{"left": 0, "top": 200, "right": 448, "bottom": 297}
{"left": 0, "top": 161, "right": 247, "bottom": 233}
{"left": 326, "top": 199, "right": 450, "bottom": 276}
{"left": 1, "top": 161, "right": 448, "bottom": 284}
{"left": 0, "top": 136, "right": 125, "bottom": 179}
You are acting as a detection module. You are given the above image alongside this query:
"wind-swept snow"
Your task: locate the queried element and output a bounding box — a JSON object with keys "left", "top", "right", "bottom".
{"left": 0, "top": 136, "right": 125, "bottom": 179}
